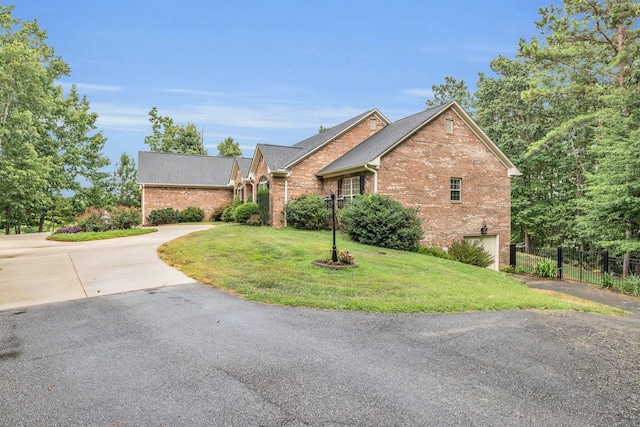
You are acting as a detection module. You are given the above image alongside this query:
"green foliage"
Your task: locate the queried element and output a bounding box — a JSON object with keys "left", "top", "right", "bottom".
{"left": 110, "top": 152, "right": 140, "bottom": 207}
{"left": 47, "top": 228, "right": 156, "bottom": 242}
{"left": 533, "top": 259, "right": 556, "bottom": 278}
{"left": 76, "top": 207, "right": 109, "bottom": 232}
{"left": 615, "top": 275, "right": 640, "bottom": 297}
{"left": 144, "top": 107, "right": 206, "bottom": 155}
{"left": 221, "top": 206, "right": 235, "bottom": 222}
{"left": 340, "top": 193, "right": 423, "bottom": 251}
{"left": 0, "top": 6, "right": 109, "bottom": 234}
{"left": 234, "top": 202, "right": 259, "bottom": 224}
{"left": 209, "top": 206, "right": 227, "bottom": 222}
{"left": 217, "top": 136, "right": 242, "bottom": 157}
{"left": 257, "top": 186, "right": 270, "bottom": 225}
{"left": 178, "top": 206, "right": 205, "bottom": 223}
{"left": 416, "top": 245, "right": 454, "bottom": 260}
{"left": 246, "top": 214, "right": 262, "bottom": 226}
{"left": 109, "top": 206, "right": 141, "bottom": 229}
{"left": 449, "top": 240, "right": 494, "bottom": 268}
{"left": 147, "top": 208, "right": 179, "bottom": 226}
{"left": 602, "top": 272, "right": 615, "bottom": 288}
{"left": 425, "top": 76, "right": 474, "bottom": 113}
{"left": 286, "top": 194, "right": 330, "bottom": 231}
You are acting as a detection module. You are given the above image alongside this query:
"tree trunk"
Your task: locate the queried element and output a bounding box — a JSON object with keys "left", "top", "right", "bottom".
{"left": 38, "top": 214, "right": 46, "bottom": 233}
{"left": 4, "top": 206, "right": 10, "bottom": 235}
{"left": 623, "top": 227, "right": 632, "bottom": 277}
{"left": 524, "top": 231, "right": 531, "bottom": 252}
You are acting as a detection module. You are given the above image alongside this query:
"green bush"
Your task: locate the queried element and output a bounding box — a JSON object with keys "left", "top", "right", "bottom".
{"left": 340, "top": 193, "right": 423, "bottom": 251}
{"left": 147, "top": 208, "right": 179, "bottom": 226}
{"left": 209, "top": 205, "right": 227, "bottom": 222}
{"left": 110, "top": 206, "right": 141, "bottom": 229}
{"left": 178, "top": 206, "right": 205, "bottom": 223}
{"left": 285, "top": 194, "right": 330, "bottom": 230}
{"left": 533, "top": 259, "right": 556, "bottom": 277}
{"left": 416, "top": 245, "right": 454, "bottom": 260}
{"left": 449, "top": 240, "right": 495, "bottom": 268}
{"left": 246, "top": 214, "right": 262, "bottom": 226}
{"left": 221, "top": 196, "right": 243, "bottom": 222}
{"left": 257, "top": 186, "right": 270, "bottom": 225}
{"left": 234, "top": 202, "right": 260, "bottom": 224}
{"left": 76, "top": 207, "right": 109, "bottom": 232}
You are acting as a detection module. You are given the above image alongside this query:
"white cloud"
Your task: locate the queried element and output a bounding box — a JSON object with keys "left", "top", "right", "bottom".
{"left": 60, "top": 82, "right": 123, "bottom": 93}
{"left": 403, "top": 88, "right": 434, "bottom": 98}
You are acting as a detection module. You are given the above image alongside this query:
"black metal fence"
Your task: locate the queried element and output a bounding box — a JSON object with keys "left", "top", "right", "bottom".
{"left": 511, "top": 245, "right": 640, "bottom": 288}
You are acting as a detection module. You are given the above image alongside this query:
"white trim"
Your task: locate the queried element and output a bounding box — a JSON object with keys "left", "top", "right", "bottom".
{"left": 364, "top": 164, "right": 378, "bottom": 193}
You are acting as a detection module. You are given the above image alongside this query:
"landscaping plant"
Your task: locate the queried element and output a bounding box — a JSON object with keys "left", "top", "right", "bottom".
{"left": 147, "top": 208, "right": 179, "bottom": 226}
{"left": 110, "top": 206, "right": 141, "bottom": 229}
{"left": 178, "top": 206, "right": 205, "bottom": 223}
{"left": 340, "top": 193, "right": 423, "bottom": 251}
{"left": 234, "top": 202, "right": 260, "bottom": 224}
{"left": 449, "top": 240, "right": 494, "bottom": 268}
{"left": 285, "top": 194, "right": 330, "bottom": 231}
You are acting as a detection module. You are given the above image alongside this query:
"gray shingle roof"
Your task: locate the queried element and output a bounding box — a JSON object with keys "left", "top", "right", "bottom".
{"left": 257, "top": 144, "right": 303, "bottom": 171}
{"left": 318, "top": 102, "right": 454, "bottom": 175}
{"left": 236, "top": 158, "right": 253, "bottom": 179}
{"left": 287, "top": 109, "right": 381, "bottom": 167}
{"left": 137, "top": 151, "right": 238, "bottom": 186}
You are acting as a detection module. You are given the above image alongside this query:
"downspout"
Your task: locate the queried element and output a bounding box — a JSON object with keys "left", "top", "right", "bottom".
{"left": 284, "top": 176, "right": 289, "bottom": 227}
{"left": 140, "top": 184, "right": 145, "bottom": 225}
{"left": 364, "top": 164, "right": 378, "bottom": 193}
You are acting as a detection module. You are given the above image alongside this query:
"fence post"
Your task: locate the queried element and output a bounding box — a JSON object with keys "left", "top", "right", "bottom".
{"left": 557, "top": 246, "right": 563, "bottom": 279}
{"left": 603, "top": 250, "right": 609, "bottom": 274}
{"left": 510, "top": 244, "right": 516, "bottom": 267}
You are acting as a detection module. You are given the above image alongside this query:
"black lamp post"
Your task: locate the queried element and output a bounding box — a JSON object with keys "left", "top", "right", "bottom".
{"left": 324, "top": 191, "right": 344, "bottom": 262}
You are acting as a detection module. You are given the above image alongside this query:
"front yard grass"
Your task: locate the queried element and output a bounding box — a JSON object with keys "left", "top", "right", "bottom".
{"left": 158, "top": 225, "right": 625, "bottom": 315}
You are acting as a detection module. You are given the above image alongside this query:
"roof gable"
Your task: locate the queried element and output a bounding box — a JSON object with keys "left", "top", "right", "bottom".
{"left": 137, "top": 151, "right": 236, "bottom": 187}
{"left": 318, "top": 102, "right": 520, "bottom": 177}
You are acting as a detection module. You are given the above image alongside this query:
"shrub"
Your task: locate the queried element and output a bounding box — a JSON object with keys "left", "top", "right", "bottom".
{"left": 110, "top": 206, "right": 141, "bottom": 229}
{"left": 147, "top": 208, "right": 179, "bottom": 226}
{"left": 285, "top": 194, "right": 330, "bottom": 230}
{"left": 234, "top": 202, "right": 260, "bottom": 224}
{"left": 257, "top": 186, "right": 270, "bottom": 225}
{"left": 209, "top": 206, "right": 227, "bottom": 222}
{"left": 246, "top": 214, "right": 262, "bottom": 226}
{"left": 52, "top": 225, "right": 81, "bottom": 235}
{"left": 340, "top": 193, "right": 423, "bottom": 251}
{"left": 338, "top": 250, "right": 354, "bottom": 264}
{"left": 178, "top": 206, "right": 205, "bottom": 223}
{"left": 533, "top": 259, "right": 556, "bottom": 277}
{"left": 416, "top": 245, "right": 454, "bottom": 260}
{"left": 221, "top": 206, "right": 235, "bottom": 222}
{"left": 449, "top": 240, "right": 494, "bottom": 268}
{"left": 76, "top": 208, "right": 109, "bottom": 232}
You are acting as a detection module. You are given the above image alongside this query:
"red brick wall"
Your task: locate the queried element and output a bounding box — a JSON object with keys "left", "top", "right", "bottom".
{"left": 376, "top": 110, "right": 512, "bottom": 265}
{"left": 142, "top": 186, "right": 234, "bottom": 225}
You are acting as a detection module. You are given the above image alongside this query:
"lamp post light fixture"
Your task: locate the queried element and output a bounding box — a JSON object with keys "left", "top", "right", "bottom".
{"left": 324, "top": 190, "right": 344, "bottom": 263}
{"left": 480, "top": 224, "right": 488, "bottom": 235}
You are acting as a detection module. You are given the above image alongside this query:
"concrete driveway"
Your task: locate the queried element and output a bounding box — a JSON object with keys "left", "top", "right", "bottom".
{"left": 0, "top": 225, "right": 211, "bottom": 311}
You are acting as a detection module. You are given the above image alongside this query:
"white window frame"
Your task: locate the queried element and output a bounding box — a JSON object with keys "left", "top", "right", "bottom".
{"left": 450, "top": 178, "right": 461, "bottom": 202}
{"left": 342, "top": 176, "right": 361, "bottom": 199}
{"left": 445, "top": 118, "right": 454, "bottom": 133}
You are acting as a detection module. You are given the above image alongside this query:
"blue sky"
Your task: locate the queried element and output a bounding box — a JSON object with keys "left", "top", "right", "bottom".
{"left": 13, "top": 1, "right": 545, "bottom": 168}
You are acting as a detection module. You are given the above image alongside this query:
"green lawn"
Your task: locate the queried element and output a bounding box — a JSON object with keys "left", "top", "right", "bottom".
{"left": 158, "top": 224, "right": 625, "bottom": 315}
{"left": 47, "top": 228, "right": 157, "bottom": 242}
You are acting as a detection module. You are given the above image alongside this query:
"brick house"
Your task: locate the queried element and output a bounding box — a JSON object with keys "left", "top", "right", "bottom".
{"left": 138, "top": 101, "right": 520, "bottom": 269}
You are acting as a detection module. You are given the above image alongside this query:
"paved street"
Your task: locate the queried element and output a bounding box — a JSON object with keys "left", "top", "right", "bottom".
{"left": 1, "top": 283, "right": 639, "bottom": 426}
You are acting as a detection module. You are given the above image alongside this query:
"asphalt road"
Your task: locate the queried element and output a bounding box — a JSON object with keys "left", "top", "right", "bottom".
{"left": 1, "top": 283, "right": 639, "bottom": 426}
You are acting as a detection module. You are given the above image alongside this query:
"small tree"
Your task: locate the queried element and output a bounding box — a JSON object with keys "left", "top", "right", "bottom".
{"left": 340, "top": 193, "right": 423, "bottom": 251}
{"left": 217, "top": 136, "right": 242, "bottom": 157}
{"left": 257, "top": 186, "right": 270, "bottom": 225}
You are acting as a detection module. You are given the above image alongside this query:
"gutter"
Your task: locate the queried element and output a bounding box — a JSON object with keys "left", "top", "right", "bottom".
{"left": 364, "top": 163, "right": 378, "bottom": 193}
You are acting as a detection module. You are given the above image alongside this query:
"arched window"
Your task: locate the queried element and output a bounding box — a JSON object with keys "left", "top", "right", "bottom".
{"left": 259, "top": 176, "right": 270, "bottom": 189}
{"left": 237, "top": 183, "right": 244, "bottom": 203}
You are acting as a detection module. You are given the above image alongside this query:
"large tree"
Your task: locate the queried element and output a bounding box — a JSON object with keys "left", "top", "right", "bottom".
{"left": 144, "top": 107, "right": 207, "bottom": 155}
{"left": 217, "top": 136, "right": 242, "bottom": 157}
{"left": 0, "top": 5, "right": 109, "bottom": 233}
{"left": 425, "top": 76, "right": 474, "bottom": 113}
{"left": 519, "top": 0, "right": 640, "bottom": 254}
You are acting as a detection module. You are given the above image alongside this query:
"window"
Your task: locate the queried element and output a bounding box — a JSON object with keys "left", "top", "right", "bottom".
{"left": 450, "top": 178, "right": 461, "bottom": 201}
{"left": 369, "top": 118, "right": 377, "bottom": 130}
{"left": 445, "top": 119, "right": 453, "bottom": 133}
{"left": 259, "top": 175, "right": 270, "bottom": 189}
{"left": 341, "top": 176, "right": 361, "bottom": 199}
